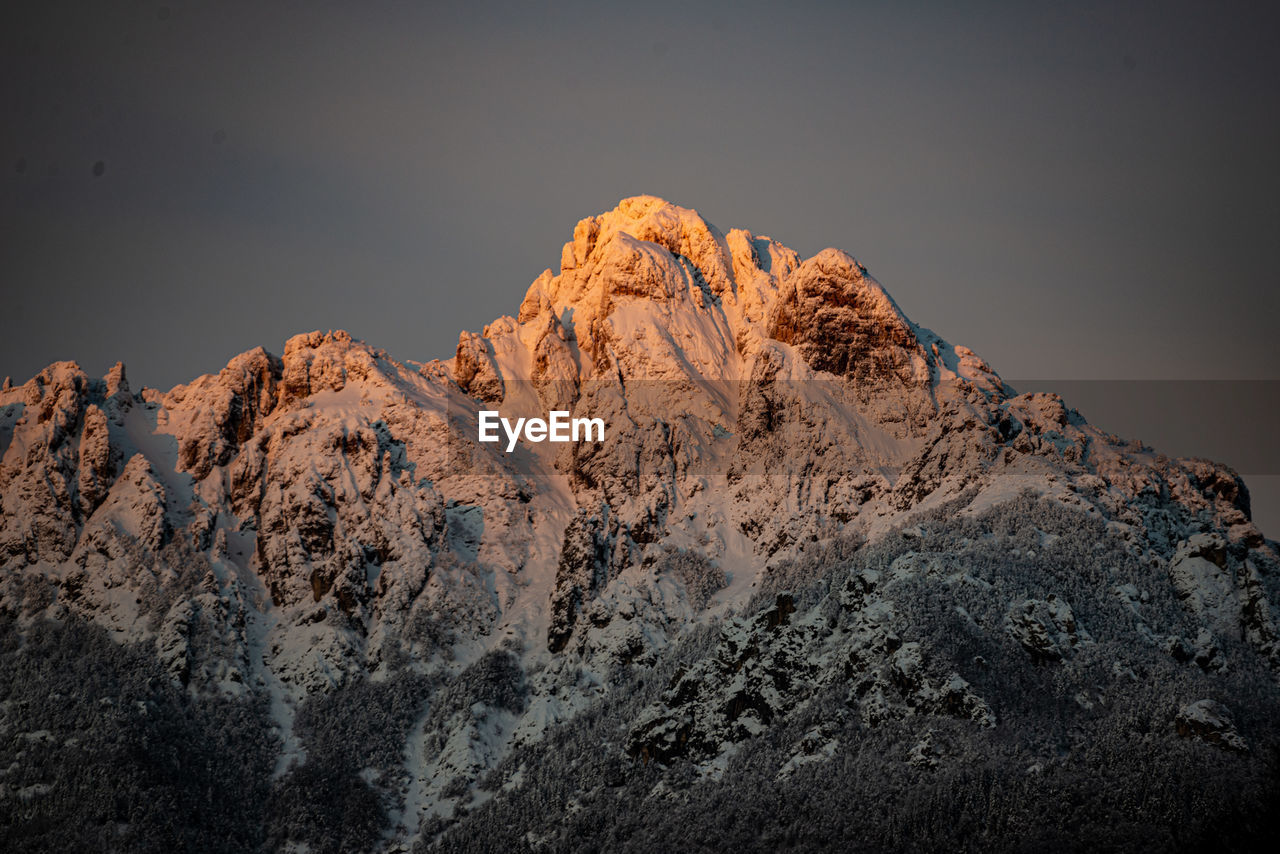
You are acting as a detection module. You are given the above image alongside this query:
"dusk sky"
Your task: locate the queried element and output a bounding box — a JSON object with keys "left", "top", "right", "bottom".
{"left": 3, "top": 2, "right": 1278, "bottom": 522}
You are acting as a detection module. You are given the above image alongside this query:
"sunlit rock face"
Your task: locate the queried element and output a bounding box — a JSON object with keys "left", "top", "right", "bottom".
{"left": 2, "top": 197, "right": 1277, "bottom": 853}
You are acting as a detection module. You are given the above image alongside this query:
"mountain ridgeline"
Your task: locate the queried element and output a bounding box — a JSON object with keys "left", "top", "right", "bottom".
{"left": 2, "top": 197, "right": 1277, "bottom": 852}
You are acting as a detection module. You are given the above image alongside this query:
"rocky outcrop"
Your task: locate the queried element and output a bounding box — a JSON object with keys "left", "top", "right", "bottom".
{"left": 249, "top": 407, "right": 445, "bottom": 615}
{"left": 1176, "top": 699, "right": 1247, "bottom": 752}
{"left": 1168, "top": 533, "right": 1236, "bottom": 629}
{"left": 0, "top": 362, "right": 126, "bottom": 566}
{"left": 1005, "top": 595, "right": 1091, "bottom": 663}
{"left": 628, "top": 594, "right": 821, "bottom": 763}
{"left": 75, "top": 405, "right": 119, "bottom": 518}
{"left": 547, "top": 510, "right": 613, "bottom": 653}
{"left": 162, "top": 346, "right": 281, "bottom": 479}
{"left": 454, "top": 330, "right": 504, "bottom": 404}
{"left": 768, "top": 249, "right": 926, "bottom": 388}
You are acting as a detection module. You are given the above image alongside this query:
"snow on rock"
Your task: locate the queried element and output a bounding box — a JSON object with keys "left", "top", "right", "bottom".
{"left": 1005, "top": 595, "right": 1092, "bottom": 663}
{"left": 1176, "top": 699, "right": 1248, "bottom": 752}
{"left": 161, "top": 346, "right": 282, "bottom": 480}
{"left": 453, "top": 330, "right": 505, "bottom": 405}
{"left": 1168, "top": 534, "right": 1237, "bottom": 630}
{"left": 767, "top": 248, "right": 926, "bottom": 389}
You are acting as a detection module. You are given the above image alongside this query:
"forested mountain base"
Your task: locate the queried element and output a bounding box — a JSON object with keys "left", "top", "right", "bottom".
{"left": 4, "top": 496, "right": 1278, "bottom": 853}
{"left": 427, "top": 496, "right": 1280, "bottom": 853}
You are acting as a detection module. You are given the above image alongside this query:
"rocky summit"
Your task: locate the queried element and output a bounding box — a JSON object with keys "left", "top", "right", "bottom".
{"left": 1, "top": 197, "right": 1277, "bottom": 853}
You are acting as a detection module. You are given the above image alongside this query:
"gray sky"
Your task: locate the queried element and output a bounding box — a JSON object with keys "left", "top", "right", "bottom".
{"left": 5, "top": 0, "right": 1279, "bottom": 387}
{"left": 3, "top": 1, "right": 1278, "bottom": 527}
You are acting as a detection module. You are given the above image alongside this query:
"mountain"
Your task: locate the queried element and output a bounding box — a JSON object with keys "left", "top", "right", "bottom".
{"left": 2, "top": 196, "right": 1277, "bottom": 853}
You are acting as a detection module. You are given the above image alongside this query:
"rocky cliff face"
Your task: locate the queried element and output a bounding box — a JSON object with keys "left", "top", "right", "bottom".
{"left": 2, "top": 197, "right": 1277, "bottom": 852}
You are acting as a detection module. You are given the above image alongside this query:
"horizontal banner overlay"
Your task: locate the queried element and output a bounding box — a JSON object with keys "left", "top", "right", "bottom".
{"left": 438, "top": 379, "right": 1279, "bottom": 477}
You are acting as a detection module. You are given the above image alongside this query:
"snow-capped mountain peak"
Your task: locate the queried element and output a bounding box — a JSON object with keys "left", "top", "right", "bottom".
{"left": 2, "top": 198, "right": 1275, "bottom": 852}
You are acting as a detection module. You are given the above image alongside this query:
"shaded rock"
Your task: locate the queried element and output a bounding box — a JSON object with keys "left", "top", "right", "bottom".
{"left": 1176, "top": 699, "right": 1247, "bottom": 752}
{"left": 1006, "top": 595, "right": 1090, "bottom": 662}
